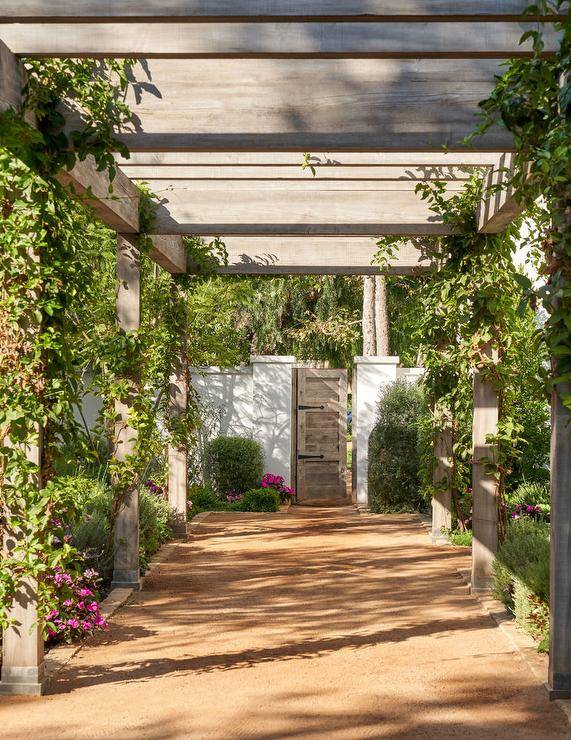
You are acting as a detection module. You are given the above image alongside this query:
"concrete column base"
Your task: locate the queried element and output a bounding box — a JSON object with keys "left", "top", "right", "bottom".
{"left": 471, "top": 579, "right": 494, "bottom": 595}
{"left": 0, "top": 665, "right": 46, "bottom": 696}
{"left": 111, "top": 570, "right": 141, "bottom": 591}
{"left": 547, "top": 684, "right": 571, "bottom": 701}
{"left": 431, "top": 532, "right": 449, "bottom": 545}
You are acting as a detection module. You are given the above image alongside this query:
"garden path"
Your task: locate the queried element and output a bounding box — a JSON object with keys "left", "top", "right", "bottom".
{"left": 0, "top": 507, "right": 569, "bottom": 739}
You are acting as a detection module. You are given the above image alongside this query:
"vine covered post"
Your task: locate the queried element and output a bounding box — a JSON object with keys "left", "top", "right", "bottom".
{"left": 431, "top": 423, "right": 452, "bottom": 544}
{"left": 111, "top": 235, "right": 141, "bottom": 590}
{"left": 549, "top": 379, "right": 571, "bottom": 698}
{"left": 168, "top": 330, "right": 189, "bottom": 536}
{"left": 1, "top": 434, "right": 45, "bottom": 696}
{"left": 470, "top": 366, "right": 499, "bottom": 593}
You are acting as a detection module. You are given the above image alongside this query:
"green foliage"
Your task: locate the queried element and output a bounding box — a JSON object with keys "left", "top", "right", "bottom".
{"left": 368, "top": 380, "right": 424, "bottom": 513}
{"left": 187, "top": 486, "right": 231, "bottom": 520}
{"left": 0, "top": 57, "right": 136, "bottom": 628}
{"left": 70, "top": 476, "right": 173, "bottom": 578}
{"left": 138, "top": 490, "right": 173, "bottom": 572}
{"left": 445, "top": 529, "right": 473, "bottom": 547}
{"left": 238, "top": 489, "right": 280, "bottom": 513}
{"left": 205, "top": 436, "right": 264, "bottom": 496}
{"left": 468, "top": 2, "right": 571, "bottom": 413}
{"left": 377, "top": 171, "right": 548, "bottom": 536}
{"left": 493, "top": 518, "right": 550, "bottom": 647}
{"left": 507, "top": 480, "right": 551, "bottom": 509}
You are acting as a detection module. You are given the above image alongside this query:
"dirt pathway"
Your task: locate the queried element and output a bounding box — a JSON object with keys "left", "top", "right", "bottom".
{"left": 0, "top": 508, "right": 568, "bottom": 739}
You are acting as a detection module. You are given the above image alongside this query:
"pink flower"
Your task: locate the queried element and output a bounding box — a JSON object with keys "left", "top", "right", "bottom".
{"left": 79, "top": 588, "right": 94, "bottom": 598}
{"left": 67, "top": 618, "right": 80, "bottom": 629}
{"left": 86, "top": 601, "right": 99, "bottom": 613}
{"left": 81, "top": 620, "right": 92, "bottom": 632}
{"left": 63, "top": 599, "right": 73, "bottom": 607}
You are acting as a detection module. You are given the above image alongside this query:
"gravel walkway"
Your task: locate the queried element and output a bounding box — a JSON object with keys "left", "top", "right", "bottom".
{"left": 0, "top": 507, "right": 568, "bottom": 739}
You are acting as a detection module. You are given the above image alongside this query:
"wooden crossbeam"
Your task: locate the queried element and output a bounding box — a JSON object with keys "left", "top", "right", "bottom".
{"left": 149, "top": 235, "right": 428, "bottom": 275}
{"left": 117, "top": 152, "right": 505, "bottom": 167}
{"left": 1, "top": 21, "right": 560, "bottom": 58}
{"left": 477, "top": 153, "right": 526, "bottom": 233}
{"left": 0, "top": 1, "right": 552, "bottom": 20}
{"left": 148, "top": 235, "right": 187, "bottom": 273}
{"left": 58, "top": 156, "right": 140, "bottom": 234}
{"left": 148, "top": 178, "right": 464, "bottom": 236}
{"left": 0, "top": 39, "right": 140, "bottom": 233}
{"left": 123, "top": 164, "right": 484, "bottom": 181}
{"left": 73, "top": 58, "right": 514, "bottom": 152}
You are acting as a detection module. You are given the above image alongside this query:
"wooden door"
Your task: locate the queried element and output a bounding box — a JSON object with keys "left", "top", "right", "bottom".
{"left": 295, "top": 368, "right": 348, "bottom": 504}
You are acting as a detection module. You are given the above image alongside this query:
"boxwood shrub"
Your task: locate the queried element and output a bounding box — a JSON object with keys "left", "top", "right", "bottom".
{"left": 368, "top": 379, "right": 424, "bottom": 513}
{"left": 238, "top": 488, "right": 280, "bottom": 513}
{"left": 205, "top": 435, "right": 264, "bottom": 496}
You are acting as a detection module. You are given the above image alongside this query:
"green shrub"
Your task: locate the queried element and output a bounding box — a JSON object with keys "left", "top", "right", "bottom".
{"left": 445, "top": 529, "right": 473, "bottom": 547}
{"left": 205, "top": 436, "right": 264, "bottom": 496}
{"left": 368, "top": 379, "right": 424, "bottom": 513}
{"left": 238, "top": 488, "right": 280, "bottom": 513}
{"left": 507, "top": 481, "right": 550, "bottom": 509}
{"left": 187, "top": 485, "right": 231, "bottom": 520}
{"left": 492, "top": 518, "right": 550, "bottom": 648}
{"left": 139, "top": 489, "right": 173, "bottom": 572}
{"left": 71, "top": 476, "right": 174, "bottom": 579}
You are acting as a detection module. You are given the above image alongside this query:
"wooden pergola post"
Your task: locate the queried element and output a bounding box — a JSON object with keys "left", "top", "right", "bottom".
{"left": 0, "top": 434, "right": 46, "bottom": 696}
{"left": 111, "top": 235, "right": 141, "bottom": 590}
{"left": 470, "top": 368, "right": 499, "bottom": 594}
{"left": 548, "top": 383, "right": 571, "bottom": 699}
{"left": 431, "top": 424, "right": 452, "bottom": 544}
{"left": 168, "top": 324, "right": 189, "bottom": 536}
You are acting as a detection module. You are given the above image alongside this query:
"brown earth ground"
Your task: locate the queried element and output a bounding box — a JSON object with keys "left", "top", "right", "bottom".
{"left": 0, "top": 507, "right": 569, "bottom": 739}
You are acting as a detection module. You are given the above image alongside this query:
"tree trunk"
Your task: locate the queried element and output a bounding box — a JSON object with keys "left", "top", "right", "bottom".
{"left": 362, "top": 276, "right": 376, "bottom": 355}
{"left": 374, "top": 275, "right": 390, "bottom": 355}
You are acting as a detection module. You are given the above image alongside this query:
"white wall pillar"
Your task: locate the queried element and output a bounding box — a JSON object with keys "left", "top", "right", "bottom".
{"left": 111, "top": 236, "right": 141, "bottom": 590}
{"left": 168, "top": 333, "right": 188, "bottom": 536}
{"left": 251, "top": 356, "right": 296, "bottom": 486}
{"left": 353, "top": 356, "right": 399, "bottom": 509}
{"left": 470, "top": 369, "right": 499, "bottom": 594}
{"left": 0, "top": 435, "right": 45, "bottom": 696}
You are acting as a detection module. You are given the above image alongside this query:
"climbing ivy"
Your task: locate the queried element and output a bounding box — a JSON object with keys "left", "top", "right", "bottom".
{"left": 377, "top": 175, "right": 543, "bottom": 535}
{"left": 467, "top": 0, "right": 571, "bottom": 407}
{"left": 0, "top": 57, "right": 136, "bottom": 628}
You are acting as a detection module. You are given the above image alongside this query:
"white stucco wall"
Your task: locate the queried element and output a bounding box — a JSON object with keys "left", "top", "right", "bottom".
{"left": 191, "top": 366, "right": 254, "bottom": 439}
{"left": 191, "top": 356, "right": 296, "bottom": 485}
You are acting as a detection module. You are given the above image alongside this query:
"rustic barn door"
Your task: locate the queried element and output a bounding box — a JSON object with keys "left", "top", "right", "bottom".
{"left": 295, "top": 368, "right": 348, "bottom": 505}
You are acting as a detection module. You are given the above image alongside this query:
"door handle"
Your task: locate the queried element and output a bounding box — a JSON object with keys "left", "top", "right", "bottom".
{"left": 298, "top": 404, "right": 325, "bottom": 410}
{"left": 297, "top": 453, "right": 324, "bottom": 460}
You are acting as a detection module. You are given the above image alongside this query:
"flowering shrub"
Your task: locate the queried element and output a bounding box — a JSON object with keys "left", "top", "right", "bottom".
{"left": 510, "top": 503, "right": 548, "bottom": 522}
{"left": 261, "top": 473, "right": 294, "bottom": 504}
{"left": 144, "top": 479, "right": 165, "bottom": 497}
{"left": 45, "top": 567, "right": 107, "bottom": 643}
{"left": 226, "top": 491, "right": 244, "bottom": 504}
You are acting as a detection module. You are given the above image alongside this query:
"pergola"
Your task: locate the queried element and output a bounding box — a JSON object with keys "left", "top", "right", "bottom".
{"left": 0, "top": 1, "right": 569, "bottom": 701}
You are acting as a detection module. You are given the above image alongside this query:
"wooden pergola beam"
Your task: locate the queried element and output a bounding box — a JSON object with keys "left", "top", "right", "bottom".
{"left": 71, "top": 58, "right": 515, "bottom": 152}
{"left": 148, "top": 178, "right": 464, "bottom": 236}
{"left": 148, "top": 235, "right": 428, "bottom": 275}
{"left": 58, "top": 156, "right": 140, "bottom": 234}
{"left": 0, "top": 40, "right": 140, "bottom": 233}
{"left": 0, "top": 0, "right": 555, "bottom": 20}
{"left": 117, "top": 152, "right": 506, "bottom": 166}
{"left": 1, "top": 21, "right": 560, "bottom": 59}
{"left": 477, "top": 153, "right": 525, "bottom": 233}
{"left": 123, "top": 164, "right": 483, "bottom": 181}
